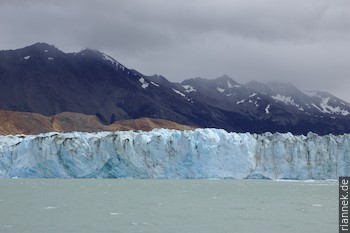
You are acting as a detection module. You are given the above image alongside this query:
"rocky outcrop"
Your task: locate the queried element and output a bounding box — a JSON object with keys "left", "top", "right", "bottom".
{"left": 0, "top": 110, "right": 194, "bottom": 135}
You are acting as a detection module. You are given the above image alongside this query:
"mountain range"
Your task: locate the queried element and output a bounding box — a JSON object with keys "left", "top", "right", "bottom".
{"left": 1, "top": 43, "right": 350, "bottom": 135}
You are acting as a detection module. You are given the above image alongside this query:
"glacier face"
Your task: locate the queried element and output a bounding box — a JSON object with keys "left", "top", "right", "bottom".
{"left": 0, "top": 129, "right": 349, "bottom": 179}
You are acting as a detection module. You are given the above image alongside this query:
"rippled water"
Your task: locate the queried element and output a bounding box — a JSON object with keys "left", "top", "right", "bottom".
{"left": 0, "top": 179, "right": 337, "bottom": 233}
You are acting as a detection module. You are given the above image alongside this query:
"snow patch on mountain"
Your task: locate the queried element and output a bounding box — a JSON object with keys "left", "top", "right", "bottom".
{"left": 271, "top": 94, "right": 304, "bottom": 111}
{"left": 150, "top": 81, "right": 159, "bottom": 87}
{"left": 101, "top": 53, "right": 126, "bottom": 71}
{"left": 217, "top": 87, "right": 225, "bottom": 93}
{"left": 265, "top": 104, "right": 271, "bottom": 114}
{"left": 227, "top": 81, "right": 234, "bottom": 88}
{"left": 24, "top": 56, "right": 31, "bottom": 60}
{"left": 319, "top": 97, "right": 350, "bottom": 116}
{"left": 101, "top": 53, "right": 118, "bottom": 65}
{"left": 172, "top": 88, "right": 186, "bottom": 97}
{"left": 139, "top": 77, "right": 149, "bottom": 89}
{"left": 182, "top": 85, "right": 196, "bottom": 93}
{"left": 271, "top": 94, "right": 294, "bottom": 104}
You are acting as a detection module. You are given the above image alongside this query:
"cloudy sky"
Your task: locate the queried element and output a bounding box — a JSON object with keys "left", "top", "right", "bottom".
{"left": 1, "top": 0, "right": 350, "bottom": 101}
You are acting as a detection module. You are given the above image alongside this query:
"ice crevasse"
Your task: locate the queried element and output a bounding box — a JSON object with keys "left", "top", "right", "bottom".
{"left": 0, "top": 129, "right": 349, "bottom": 179}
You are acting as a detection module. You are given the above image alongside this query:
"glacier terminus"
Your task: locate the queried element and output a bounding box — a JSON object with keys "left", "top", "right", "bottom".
{"left": 0, "top": 129, "right": 349, "bottom": 179}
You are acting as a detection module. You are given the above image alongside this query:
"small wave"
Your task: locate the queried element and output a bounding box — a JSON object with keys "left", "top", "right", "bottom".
{"left": 275, "top": 179, "right": 300, "bottom": 182}
{"left": 110, "top": 212, "right": 122, "bottom": 216}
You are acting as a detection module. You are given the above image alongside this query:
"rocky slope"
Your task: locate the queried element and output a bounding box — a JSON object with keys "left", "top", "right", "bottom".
{"left": 0, "top": 110, "right": 194, "bottom": 135}
{"left": 1, "top": 43, "right": 350, "bottom": 134}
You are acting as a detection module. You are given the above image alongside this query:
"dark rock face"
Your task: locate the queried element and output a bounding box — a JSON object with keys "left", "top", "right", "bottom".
{"left": 1, "top": 43, "right": 350, "bottom": 135}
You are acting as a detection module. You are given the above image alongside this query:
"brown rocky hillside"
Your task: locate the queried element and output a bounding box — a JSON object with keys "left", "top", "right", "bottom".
{"left": 0, "top": 110, "right": 195, "bottom": 135}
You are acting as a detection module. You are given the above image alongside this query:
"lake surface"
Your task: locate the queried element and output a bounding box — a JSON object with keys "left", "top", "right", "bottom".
{"left": 0, "top": 179, "right": 337, "bottom": 233}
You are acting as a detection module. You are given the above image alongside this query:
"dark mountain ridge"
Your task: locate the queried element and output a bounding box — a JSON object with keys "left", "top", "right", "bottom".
{"left": 1, "top": 43, "right": 350, "bottom": 135}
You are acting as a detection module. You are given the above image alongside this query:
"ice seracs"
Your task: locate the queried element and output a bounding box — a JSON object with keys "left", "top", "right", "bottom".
{"left": 1, "top": 129, "right": 348, "bottom": 179}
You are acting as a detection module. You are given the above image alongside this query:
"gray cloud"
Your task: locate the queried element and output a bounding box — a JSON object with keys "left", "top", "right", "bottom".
{"left": 0, "top": 0, "right": 349, "bottom": 101}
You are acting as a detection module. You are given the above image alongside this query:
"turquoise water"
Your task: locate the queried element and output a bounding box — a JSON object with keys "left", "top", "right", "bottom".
{"left": 0, "top": 179, "right": 337, "bottom": 233}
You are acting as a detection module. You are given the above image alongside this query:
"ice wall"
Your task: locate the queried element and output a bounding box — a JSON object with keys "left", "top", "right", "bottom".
{"left": 0, "top": 129, "right": 349, "bottom": 179}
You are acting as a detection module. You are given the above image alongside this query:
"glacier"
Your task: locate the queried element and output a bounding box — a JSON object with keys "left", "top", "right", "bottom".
{"left": 0, "top": 129, "right": 349, "bottom": 179}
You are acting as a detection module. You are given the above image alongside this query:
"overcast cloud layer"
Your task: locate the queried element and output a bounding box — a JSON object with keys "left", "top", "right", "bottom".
{"left": 1, "top": 0, "right": 349, "bottom": 101}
